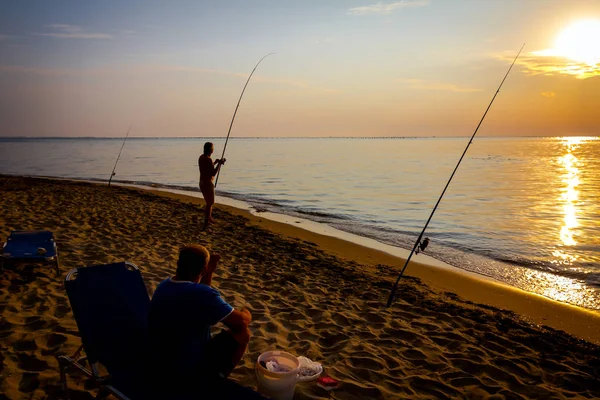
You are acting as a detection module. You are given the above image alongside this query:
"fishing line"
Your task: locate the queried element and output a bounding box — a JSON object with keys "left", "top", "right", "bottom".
{"left": 386, "top": 44, "right": 525, "bottom": 307}
{"left": 108, "top": 124, "right": 132, "bottom": 188}
{"left": 214, "top": 53, "right": 275, "bottom": 188}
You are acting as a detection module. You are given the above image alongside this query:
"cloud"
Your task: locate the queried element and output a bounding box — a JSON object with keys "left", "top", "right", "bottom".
{"left": 495, "top": 50, "right": 600, "bottom": 80}
{"left": 541, "top": 91, "right": 556, "bottom": 98}
{"left": 0, "top": 35, "right": 11, "bottom": 41}
{"left": 33, "top": 24, "right": 112, "bottom": 39}
{"left": 397, "top": 78, "right": 482, "bottom": 92}
{"left": 348, "top": 0, "right": 429, "bottom": 15}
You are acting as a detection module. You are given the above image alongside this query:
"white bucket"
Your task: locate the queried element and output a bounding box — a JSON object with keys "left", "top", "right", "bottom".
{"left": 255, "top": 351, "right": 300, "bottom": 400}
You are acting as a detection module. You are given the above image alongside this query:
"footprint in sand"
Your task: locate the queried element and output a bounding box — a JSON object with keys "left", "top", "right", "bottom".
{"left": 17, "top": 353, "right": 48, "bottom": 372}
{"left": 18, "top": 372, "right": 40, "bottom": 393}
{"left": 54, "top": 304, "right": 71, "bottom": 319}
{"left": 14, "top": 339, "right": 37, "bottom": 351}
{"left": 46, "top": 333, "right": 68, "bottom": 349}
{"left": 348, "top": 355, "right": 386, "bottom": 371}
{"left": 408, "top": 375, "right": 460, "bottom": 399}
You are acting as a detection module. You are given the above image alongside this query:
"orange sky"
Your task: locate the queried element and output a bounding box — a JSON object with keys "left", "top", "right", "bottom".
{"left": 1, "top": 1, "right": 599, "bottom": 137}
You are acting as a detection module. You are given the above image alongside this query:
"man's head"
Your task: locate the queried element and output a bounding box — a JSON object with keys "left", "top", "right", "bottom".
{"left": 203, "top": 142, "right": 214, "bottom": 156}
{"left": 176, "top": 244, "right": 210, "bottom": 282}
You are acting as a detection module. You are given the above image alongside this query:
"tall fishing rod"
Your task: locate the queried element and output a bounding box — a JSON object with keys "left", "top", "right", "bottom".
{"left": 214, "top": 53, "right": 275, "bottom": 188}
{"left": 386, "top": 44, "right": 525, "bottom": 307}
{"left": 108, "top": 124, "right": 132, "bottom": 188}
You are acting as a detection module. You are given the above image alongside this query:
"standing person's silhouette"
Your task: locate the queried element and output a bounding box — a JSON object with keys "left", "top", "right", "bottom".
{"left": 198, "top": 142, "right": 225, "bottom": 229}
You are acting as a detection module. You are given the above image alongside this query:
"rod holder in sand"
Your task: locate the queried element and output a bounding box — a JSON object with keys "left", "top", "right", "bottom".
{"left": 386, "top": 44, "right": 526, "bottom": 307}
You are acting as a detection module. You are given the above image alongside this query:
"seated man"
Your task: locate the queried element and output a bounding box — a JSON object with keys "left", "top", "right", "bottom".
{"left": 148, "top": 244, "right": 252, "bottom": 390}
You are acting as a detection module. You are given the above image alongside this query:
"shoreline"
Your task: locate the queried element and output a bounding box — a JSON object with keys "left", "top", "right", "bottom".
{"left": 145, "top": 184, "right": 600, "bottom": 345}
{"left": 7, "top": 174, "right": 600, "bottom": 344}
{"left": 102, "top": 178, "right": 600, "bottom": 312}
{"left": 8, "top": 173, "right": 600, "bottom": 309}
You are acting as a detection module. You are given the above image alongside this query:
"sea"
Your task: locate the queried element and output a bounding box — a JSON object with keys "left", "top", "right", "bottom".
{"left": 1, "top": 136, "right": 599, "bottom": 310}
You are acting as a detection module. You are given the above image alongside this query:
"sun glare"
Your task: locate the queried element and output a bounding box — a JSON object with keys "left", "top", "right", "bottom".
{"left": 554, "top": 20, "right": 600, "bottom": 66}
{"left": 528, "top": 19, "right": 600, "bottom": 78}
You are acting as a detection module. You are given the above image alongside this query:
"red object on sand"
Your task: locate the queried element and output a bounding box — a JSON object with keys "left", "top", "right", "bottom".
{"left": 317, "top": 376, "right": 339, "bottom": 390}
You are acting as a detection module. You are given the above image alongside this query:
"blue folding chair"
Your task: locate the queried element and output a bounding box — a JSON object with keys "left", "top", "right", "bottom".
{"left": 1, "top": 230, "right": 60, "bottom": 273}
{"left": 57, "top": 262, "right": 267, "bottom": 400}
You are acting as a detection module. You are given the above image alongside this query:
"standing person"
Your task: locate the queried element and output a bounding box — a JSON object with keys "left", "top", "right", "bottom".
{"left": 148, "top": 244, "right": 252, "bottom": 393}
{"left": 199, "top": 142, "right": 226, "bottom": 229}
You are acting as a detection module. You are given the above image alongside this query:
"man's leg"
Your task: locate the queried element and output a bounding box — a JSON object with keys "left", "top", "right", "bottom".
{"left": 207, "top": 183, "right": 216, "bottom": 223}
{"left": 228, "top": 327, "right": 251, "bottom": 375}
{"left": 204, "top": 204, "right": 212, "bottom": 229}
{"left": 201, "top": 186, "right": 214, "bottom": 229}
{"left": 204, "top": 329, "right": 250, "bottom": 379}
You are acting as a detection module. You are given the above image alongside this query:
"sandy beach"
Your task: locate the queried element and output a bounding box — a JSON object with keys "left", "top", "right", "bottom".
{"left": 1, "top": 175, "right": 600, "bottom": 399}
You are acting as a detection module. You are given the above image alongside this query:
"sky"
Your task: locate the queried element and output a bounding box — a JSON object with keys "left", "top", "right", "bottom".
{"left": 0, "top": 0, "right": 599, "bottom": 138}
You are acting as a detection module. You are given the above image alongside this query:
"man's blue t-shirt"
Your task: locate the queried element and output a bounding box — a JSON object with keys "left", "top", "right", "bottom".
{"left": 148, "top": 278, "right": 234, "bottom": 374}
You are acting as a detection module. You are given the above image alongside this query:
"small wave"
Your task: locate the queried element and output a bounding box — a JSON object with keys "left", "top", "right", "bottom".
{"left": 586, "top": 277, "right": 600, "bottom": 288}
{"left": 220, "top": 191, "right": 355, "bottom": 222}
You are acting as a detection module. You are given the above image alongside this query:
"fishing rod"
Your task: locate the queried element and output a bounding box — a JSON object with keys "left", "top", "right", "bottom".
{"left": 386, "top": 44, "right": 525, "bottom": 307}
{"left": 108, "top": 124, "right": 132, "bottom": 188}
{"left": 214, "top": 53, "right": 275, "bottom": 188}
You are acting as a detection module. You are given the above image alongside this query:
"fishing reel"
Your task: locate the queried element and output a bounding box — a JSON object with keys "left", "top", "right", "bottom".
{"left": 415, "top": 237, "right": 430, "bottom": 255}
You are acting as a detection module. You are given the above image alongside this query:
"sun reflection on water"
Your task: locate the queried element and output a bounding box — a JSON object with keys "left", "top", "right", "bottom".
{"left": 551, "top": 137, "right": 586, "bottom": 265}
{"left": 514, "top": 264, "right": 599, "bottom": 309}
{"left": 540, "top": 274, "right": 585, "bottom": 305}
{"left": 520, "top": 137, "right": 597, "bottom": 307}
{"left": 559, "top": 155, "right": 579, "bottom": 246}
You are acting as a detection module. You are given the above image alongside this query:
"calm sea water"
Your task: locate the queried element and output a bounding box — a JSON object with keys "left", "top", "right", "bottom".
{"left": 1, "top": 137, "right": 599, "bottom": 310}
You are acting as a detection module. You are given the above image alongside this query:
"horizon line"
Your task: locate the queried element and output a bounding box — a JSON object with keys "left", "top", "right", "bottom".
{"left": 1, "top": 135, "right": 596, "bottom": 140}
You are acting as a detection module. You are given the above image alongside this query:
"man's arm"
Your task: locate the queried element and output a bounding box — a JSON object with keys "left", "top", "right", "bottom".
{"left": 211, "top": 158, "right": 225, "bottom": 176}
{"left": 200, "top": 269, "right": 213, "bottom": 286}
{"left": 200, "top": 253, "right": 220, "bottom": 286}
{"left": 222, "top": 308, "right": 252, "bottom": 333}
{"left": 219, "top": 309, "right": 252, "bottom": 375}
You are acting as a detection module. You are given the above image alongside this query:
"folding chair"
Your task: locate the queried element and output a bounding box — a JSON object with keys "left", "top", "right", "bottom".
{"left": 1, "top": 230, "right": 60, "bottom": 273}
{"left": 57, "top": 262, "right": 268, "bottom": 400}
{"left": 57, "top": 262, "right": 149, "bottom": 399}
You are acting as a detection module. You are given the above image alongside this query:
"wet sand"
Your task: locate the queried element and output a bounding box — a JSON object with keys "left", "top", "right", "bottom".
{"left": 1, "top": 175, "right": 599, "bottom": 399}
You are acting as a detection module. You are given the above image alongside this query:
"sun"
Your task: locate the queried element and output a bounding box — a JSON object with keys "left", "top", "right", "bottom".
{"left": 525, "top": 19, "right": 600, "bottom": 78}
{"left": 553, "top": 20, "right": 600, "bottom": 66}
